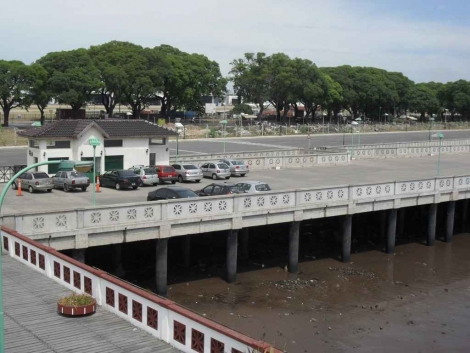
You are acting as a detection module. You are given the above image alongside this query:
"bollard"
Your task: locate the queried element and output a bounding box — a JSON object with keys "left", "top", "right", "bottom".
{"left": 96, "top": 176, "right": 101, "bottom": 193}
{"left": 17, "top": 178, "right": 23, "bottom": 197}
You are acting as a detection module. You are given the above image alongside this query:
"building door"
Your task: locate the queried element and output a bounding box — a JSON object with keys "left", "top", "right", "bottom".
{"left": 149, "top": 153, "right": 156, "bottom": 166}
{"left": 105, "top": 155, "right": 124, "bottom": 171}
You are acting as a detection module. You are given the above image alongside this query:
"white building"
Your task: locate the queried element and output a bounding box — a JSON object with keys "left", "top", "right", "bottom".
{"left": 19, "top": 119, "right": 177, "bottom": 175}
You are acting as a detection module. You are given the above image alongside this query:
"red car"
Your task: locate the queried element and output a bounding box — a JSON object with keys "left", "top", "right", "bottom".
{"left": 153, "top": 165, "right": 178, "bottom": 184}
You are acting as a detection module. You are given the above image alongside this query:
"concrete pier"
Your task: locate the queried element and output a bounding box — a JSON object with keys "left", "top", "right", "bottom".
{"left": 156, "top": 238, "right": 168, "bottom": 296}
{"left": 342, "top": 215, "right": 352, "bottom": 263}
{"left": 288, "top": 221, "right": 300, "bottom": 273}
{"left": 446, "top": 201, "right": 455, "bottom": 243}
{"left": 427, "top": 204, "right": 437, "bottom": 246}
{"left": 387, "top": 209, "right": 397, "bottom": 254}
{"left": 226, "top": 230, "right": 238, "bottom": 283}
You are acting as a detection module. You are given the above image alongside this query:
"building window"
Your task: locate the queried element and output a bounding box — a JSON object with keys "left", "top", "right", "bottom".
{"left": 150, "top": 138, "right": 166, "bottom": 145}
{"left": 104, "top": 140, "right": 123, "bottom": 147}
{"left": 46, "top": 141, "right": 71, "bottom": 149}
{"left": 29, "top": 140, "right": 39, "bottom": 148}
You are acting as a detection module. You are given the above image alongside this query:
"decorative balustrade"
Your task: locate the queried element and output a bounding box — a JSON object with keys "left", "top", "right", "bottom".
{"left": 0, "top": 226, "right": 281, "bottom": 353}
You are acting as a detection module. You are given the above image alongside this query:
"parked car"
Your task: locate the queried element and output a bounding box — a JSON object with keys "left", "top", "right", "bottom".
{"left": 12, "top": 171, "right": 54, "bottom": 193}
{"left": 153, "top": 165, "right": 178, "bottom": 184}
{"left": 129, "top": 166, "right": 159, "bottom": 186}
{"left": 234, "top": 181, "right": 272, "bottom": 193}
{"left": 196, "top": 183, "right": 244, "bottom": 197}
{"left": 172, "top": 163, "right": 203, "bottom": 183}
{"left": 53, "top": 171, "right": 90, "bottom": 192}
{"left": 200, "top": 162, "right": 231, "bottom": 180}
{"left": 147, "top": 186, "right": 198, "bottom": 201}
{"left": 220, "top": 159, "right": 249, "bottom": 177}
{"left": 100, "top": 170, "right": 141, "bottom": 190}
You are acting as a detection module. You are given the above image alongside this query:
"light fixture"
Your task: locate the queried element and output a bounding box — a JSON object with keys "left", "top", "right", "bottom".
{"left": 28, "top": 151, "right": 33, "bottom": 156}
{"left": 166, "top": 147, "right": 169, "bottom": 151}
{"left": 146, "top": 148, "right": 149, "bottom": 154}
{"left": 100, "top": 150, "right": 103, "bottom": 156}
{"left": 80, "top": 151, "right": 83, "bottom": 157}
{"left": 43, "top": 152, "right": 46, "bottom": 157}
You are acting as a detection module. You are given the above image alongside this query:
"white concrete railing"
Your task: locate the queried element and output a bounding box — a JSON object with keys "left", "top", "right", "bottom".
{"left": 0, "top": 226, "right": 280, "bottom": 353}
{"left": 6, "top": 174, "right": 470, "bottom": 248}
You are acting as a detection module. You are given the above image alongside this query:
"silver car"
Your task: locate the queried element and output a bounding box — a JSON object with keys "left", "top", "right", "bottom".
{"left": 12, "top": 171, "right": 54, "bottom": 193}
{"left": 129, "top": 167, "right": 159, "bottom": 186}
{"left": 172, "top": 163, "right": 203, "bottom": 183}
{"left": 220, "top": 159, "right": 250, "bottom": 177}
{"left": 200, "top": 162, "right": 231, "bottom": 180}
{"left": 234, "top": 181, "right": 272, "bottom": 193}
{"left": 53, "top": 171, "right": 90, "bottom": 192}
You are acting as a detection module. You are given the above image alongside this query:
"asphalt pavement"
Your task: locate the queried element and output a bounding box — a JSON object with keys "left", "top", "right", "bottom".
{"left": 1, "top": 153, "right": 469, "bottom": 215}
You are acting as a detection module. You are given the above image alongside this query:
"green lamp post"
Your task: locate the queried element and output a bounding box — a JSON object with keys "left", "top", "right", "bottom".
{"left": 88, "top": 136, "right": 101, "bottom": 206}
{"left": 0, "top": 159, "right": 93, "bottom": 353}
{"left": 220, "top": 120, "right": 227, "bottom": 153}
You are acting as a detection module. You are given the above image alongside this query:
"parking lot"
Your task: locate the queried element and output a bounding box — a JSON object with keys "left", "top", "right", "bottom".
{"left": 2, "top": 154, "right": 470, "bottom": 215}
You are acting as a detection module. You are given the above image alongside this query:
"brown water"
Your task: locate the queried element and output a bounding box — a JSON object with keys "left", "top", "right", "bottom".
{"left": 166, "top": 234, "right": 470, "bottom": 353}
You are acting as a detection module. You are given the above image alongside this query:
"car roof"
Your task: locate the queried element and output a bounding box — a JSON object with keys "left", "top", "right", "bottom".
{"left": 236, "top": 180, "right": 265, "bottom": 184}
{"left": 159, "top": 186, "right": 194, "bottom": 191}
{"left": 206, "top": 182, "right": 237, "bottom": 187}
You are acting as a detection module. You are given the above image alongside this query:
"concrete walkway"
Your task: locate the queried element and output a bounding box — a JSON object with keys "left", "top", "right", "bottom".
{"left": 2, "top": 254, "right": 180, "bottom": 353}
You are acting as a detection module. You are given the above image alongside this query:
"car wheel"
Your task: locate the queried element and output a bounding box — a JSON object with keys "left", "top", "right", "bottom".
{"left": 171, "top": 180, "right": 176, "bottom": 184}
{"left": 81, "top": 187, "right": 87, "bottom": 191}
{"left": 225, "top": 177, "right": 230, "bottom": 180}
{"left": 64, "top": 184, "right": 69, "bottom": 192}
{"left": 28, "top": 185, "right": 34, "bottom": 193}
{"left": 195, "top": 180, "right": 201, "bottom": 183}
{"left": 115, "top": 183, "right": 121, "bottom": 190}
{"left": 132, "top": 186, "right": 138, "bottom": 190}
{"left": 11, "top": 183, "right": 17, "bottom": 190}
{"left": 47, "top": 189, "right": 52, "bottom": 193}
{"left": 159, "top": 179, "right": 164, "bottom": 185}
{"left": 212, "top": 174, "right": 217, "bottom": 180}
{"left": 178, "top": 175, "right": 183, "bottom": 183}
{"left": 241, "top": 174, "right": 246, "bottom": 177}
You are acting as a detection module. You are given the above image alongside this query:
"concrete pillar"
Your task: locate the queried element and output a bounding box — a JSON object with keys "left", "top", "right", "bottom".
{"left": 446, "top": 201, "right": 455, "bottom": 243}
{"left": 386, "top": 209, "right": 397, "bottom": 254}
{"left": 379, "top": 211, "right": 387, "bottom": 240}
{"left": 182, "top": 235, "right": 190, "bottom": 268}
{"left": 72, "top": 249, "right": 86, "bottom": 263}
{"left": 239, "top": 228, "right": 249, "bottom": 260}
{"left": 114, "top": 244, "right": 125, "bottom": 277}
{"left": 226, "top": 230, "right": 238, "bottom": 283}
{"left": 342, "top": 215, "right": 352, "bottom": 263}
{"left": 288, "top": 221, "right": 300, "bottom": 273}
{"left": 156, "top": 238, "right": 168, "bottom": 296}
{"left": 462, "top": 199, "right": 468, "bottom": 233}
{"left": 427, "top": 204, "right": 437, "bottom": 246}
{"left": 397, "top": 208, "right": 405, "bottom": 238}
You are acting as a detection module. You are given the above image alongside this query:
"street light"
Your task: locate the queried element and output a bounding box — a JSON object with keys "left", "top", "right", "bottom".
{"left": 175, "top": 123, "right": 183, "bottom": 162}
{"left": 0, "top": 159, "right": 93, "bottom": 353}
{"left": 88, "top": 136, "right": 101, "bottom": 206}
{"left": 432, "top": 132, "right": 444, "bottom": 176}
{"left": 220, "top": 119, "right": 227, "bottom": 153}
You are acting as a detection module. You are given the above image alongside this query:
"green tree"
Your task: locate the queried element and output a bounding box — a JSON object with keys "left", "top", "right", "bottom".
{"left": 29, "top": 63, "right": 53, "bottom": 126}
{"left": 231, "top": 103, "right": 253, "bottom": 115}
{"left": 37, "top": 49, "right": 101, "bottom": 118}
{"left": 0, "top": 60, "right": 32, "bottom": 127}
{"left": 437, "top": 80, "right": 470, "bottom": 120}
{"left": 406, "top": 84, "right": 440, "bottom": 120}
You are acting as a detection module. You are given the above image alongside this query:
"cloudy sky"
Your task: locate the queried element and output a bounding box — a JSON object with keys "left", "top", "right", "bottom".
{"left": 1, "top": 0, "right": 469, "bottom": 84}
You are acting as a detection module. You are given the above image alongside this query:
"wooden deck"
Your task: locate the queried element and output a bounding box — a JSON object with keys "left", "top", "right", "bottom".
{"left": 3, "top": 255, "right": 180, "bottom": 353}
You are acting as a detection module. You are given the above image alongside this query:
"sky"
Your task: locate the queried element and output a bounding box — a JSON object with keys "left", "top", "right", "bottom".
{"left": 0, "top": 0, "right": 469, "bottom": 84}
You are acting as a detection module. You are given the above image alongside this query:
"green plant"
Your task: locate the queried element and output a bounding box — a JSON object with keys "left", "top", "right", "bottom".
{"left": 58, "top": 293, "right": 95, "bottom": 307}
{"left": 208, "top": 127, "right": 217, "bottom": 138}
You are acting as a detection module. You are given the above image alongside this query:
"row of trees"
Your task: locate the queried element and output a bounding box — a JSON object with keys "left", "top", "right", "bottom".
{"left": 230, "top": 53, "right": 470, "bottom": 122}
{"left": 1, "top": 43, "right": 469, "bottom": 127}
{"left": 0, "top": 41, "right": 226, "bottom": 126}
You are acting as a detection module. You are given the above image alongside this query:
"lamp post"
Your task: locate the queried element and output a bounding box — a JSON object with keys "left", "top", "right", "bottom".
{"left": 174, "top": 123, "right": 183, "bottom": 162}
{"left": 428, "top": 117, "right": 435, "bottom": 142}
{"left": 221, "top": 119, "right": 227, "bottom": 153}
{"left": 0, "top": 159, "right": 93, "bottom": 353}
{"left": 379, "top": 106, "right": 382, "bottom": 124}
{"left": 433, "top": 132, "right": 444, "bottom": 176}
{"left": 88, "top": 136, "right": 101, "bottom": 206}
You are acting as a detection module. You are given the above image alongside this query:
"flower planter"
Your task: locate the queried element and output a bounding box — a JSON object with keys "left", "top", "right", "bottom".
{"left": 57, "top": 294, "right": 97, "bottom": 316}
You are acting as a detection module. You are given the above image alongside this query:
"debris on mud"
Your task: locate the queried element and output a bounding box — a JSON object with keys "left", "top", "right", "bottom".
{"left": 328, "top": 267, "right": 377, "bottom": 279}
{"left": 261, "top": 278, "right": 320, "bottom": 290}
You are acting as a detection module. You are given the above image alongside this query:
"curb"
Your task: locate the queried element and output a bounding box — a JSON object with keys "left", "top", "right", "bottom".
{"left": 0, "top": 145, "right": 27, "bottom": 149}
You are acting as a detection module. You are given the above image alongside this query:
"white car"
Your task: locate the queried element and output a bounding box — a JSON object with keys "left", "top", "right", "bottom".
{"left": 234, "top": 181, "right": 272, "bottom": 193}
{"left": 128, "top": 167, "right": 159, "bottom": 186}
{"left": 220, "top": 159, "right": 249, "bottom": 177}
{"left": 200, "top": 162, "right": 231, "bottom": 180}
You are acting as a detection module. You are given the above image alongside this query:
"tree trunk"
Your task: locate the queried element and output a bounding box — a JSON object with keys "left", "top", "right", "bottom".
{"left": 71, "top": 105, "right": 81, "bottom": 119}
{"left": 38, "top": 106, "right": 45, "bottom": 126}
{"left": 2, "top": 107, "right": 10, "bottom": 127}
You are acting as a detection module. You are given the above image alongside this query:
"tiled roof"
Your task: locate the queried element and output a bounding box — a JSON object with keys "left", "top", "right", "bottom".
{"left": 18, "top": 119, "right": 178, "bottom": 139}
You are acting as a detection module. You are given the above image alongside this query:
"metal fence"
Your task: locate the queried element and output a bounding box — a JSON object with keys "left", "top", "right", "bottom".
{"left": 0, "top": 165, "right": 26, "bottom": 183}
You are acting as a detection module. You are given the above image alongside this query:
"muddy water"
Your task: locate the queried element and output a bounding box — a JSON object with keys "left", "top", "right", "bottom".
{"left": 166, "top": 234, "right": 470, "bottom": 353}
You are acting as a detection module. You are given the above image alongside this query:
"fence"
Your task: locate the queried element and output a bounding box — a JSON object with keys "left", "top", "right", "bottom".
{"left": 0, "top": 165, "right": 26, "bottom": 183}
{"left": 0, "top": 226, "right": 281, "bottom": 353}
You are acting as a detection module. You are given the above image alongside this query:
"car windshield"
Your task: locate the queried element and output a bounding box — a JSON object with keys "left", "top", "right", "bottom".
{"left": 175, "top": 189, "right": 198, "bottom": 198}
{"left": 70, "top": 171, "right": 85, "bottom": 177}
{"left": 255, "top": 184, "right": 271, "bottom": 191}
{"left": 33, "top": 172, "right": 49, "bottom": 179}
{"left": 230, "top": 161, "right": 244, "bottom": 165}
{"left": 163, "top": 167, "right": 175, "bottom": 173}
{"left": 183, "top": 165, "right": 198, "bottom": 170}
{"left": 217, "top": 164, "right": 228, "bottom": 169}
{"left": 120, "top": 171, "right": 137, "bottom": 177}
{"left": 229, "top": 186, "right": 242, "bottom": 193}
{"left": 144, "top": 168, "right": 156, "bottom": 174}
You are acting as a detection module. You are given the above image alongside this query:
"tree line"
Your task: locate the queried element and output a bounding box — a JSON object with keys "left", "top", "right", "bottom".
{"left": 0, "top": 41, "right": 469, "bottom": 127}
